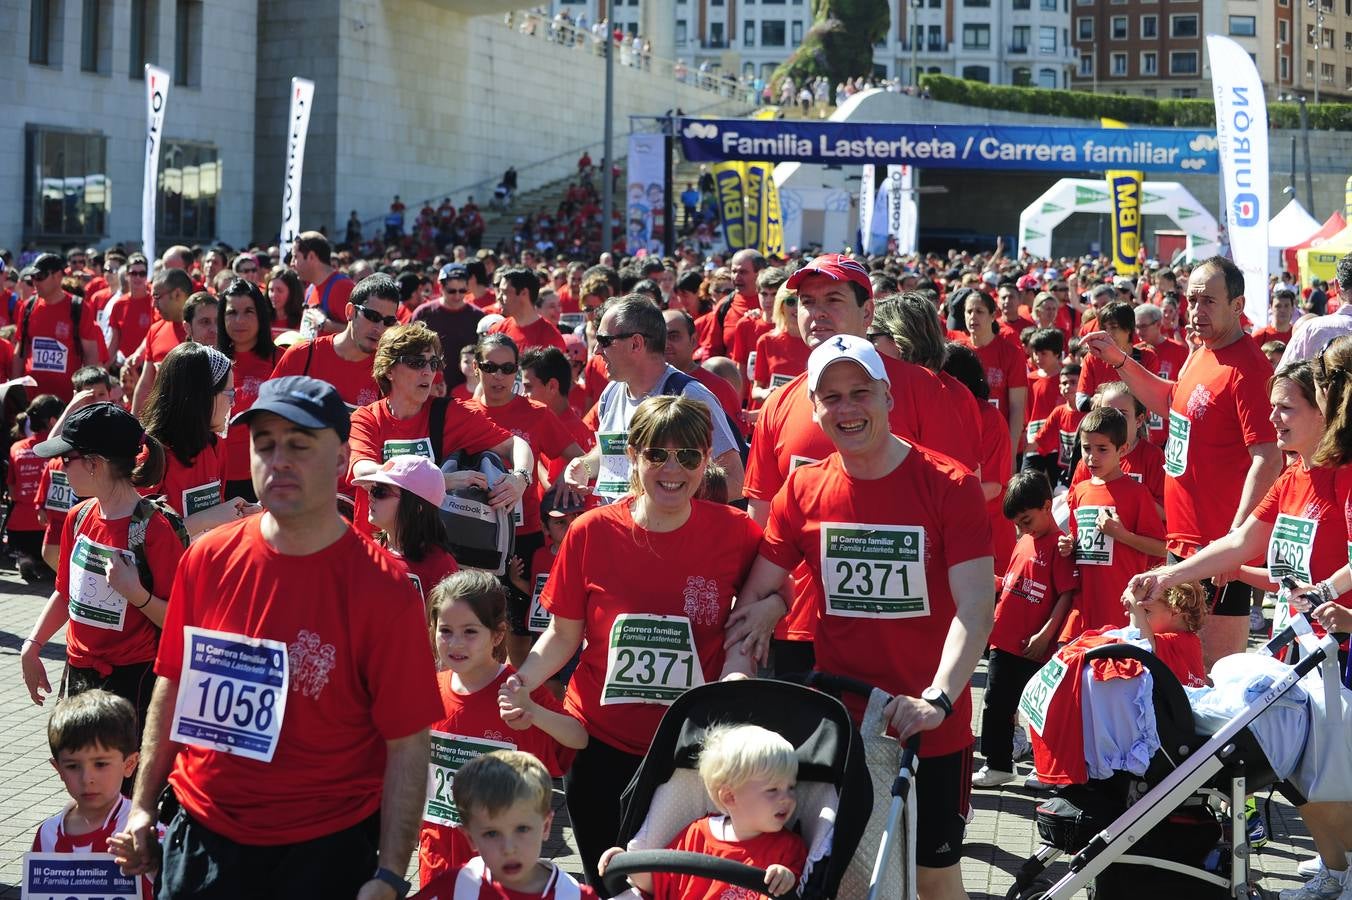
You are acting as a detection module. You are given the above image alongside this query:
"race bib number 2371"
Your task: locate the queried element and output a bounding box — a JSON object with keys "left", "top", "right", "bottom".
{"left": 821, "top": 523, "right": 930, "bottom": 619}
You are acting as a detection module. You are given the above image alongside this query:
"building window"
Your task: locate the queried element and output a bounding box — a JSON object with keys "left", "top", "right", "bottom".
{"left": 1110, "top": 52, "right": 1127, "bottom": 76}
{"left": 1143, "top": 88, "right": 1157, "bottom": 97}
{"left": 1012, "top": 0, "right": 1029, "bottom": 8}
{"left": 791, "top": 20, "right": 802, "bottom": 42}
{"left": 30, "top": 0, "right": 63, "bottom": 67}
{"left": 1170, "top": 50, "right": 1198, "bottom": 75}
{"left": 174, "top": 0, "right": 202, "bottom": 86}
{"left": 1140, "top": 15, "right": 1157, "bottom": 38}
{"left": 1039, "top": 26, "right": 1056, "bottom": 53}
{"left": 1323, "top": 61, "right": 1335, "bottom": 82}
{"left": 927, "top": 25, "right": 943, "bottom": 50}
{"left": 157, "top": 141, "right": 219, "bottom": 244}
{"left": 1171, "top": 87, "right": 1199, "bottom": 98}
{"left": 1346, "top": 31, "right": 1352, "bottom": 50}
{"left": 744, "top": 20, "right": 754, "bottom": 45}
{"left": 964, "top": 0, "right": 991, "bottom": 6}
{"left": 1141, "top": 50, "right": 1157, "bottom": 75}
{"left": 1013, "top": 66, "right": 1031, "bottom": 85}
{"left": 80, "top": 0, "right": 113, "bottom": 73}
{"left": 1041, "top": 0, "right": 1056, "bottom": 9}
{"left": 961, "top": 64, "right": 991, "bottom": 82}
{"left": 1279, "top": 20, "right": 1288, "bottom": 42}
{"left": 1110, "top": 16, "right": 1127, "bottom": 39}
{"left": 1076, "top": 17, "right": 1092, "bottom": 40}
{"left": 675, "top": 20, "right": 686, "bottom": 43}
{"left": 1038, "top": 68, "right": 1057, "bottom": 88}
{"left": 1170, "top": 14, "right": 1198, "bottom": 39}
{"left": 129, "top": 0, "right": 158, "bottom": 78}
{"left": 761, "top": 20, "right": 784, "bottom": 45}
{"left": 1322, "top": 26, "right": 1334, "bottom": 47}
{"left": 24, "top": 126, "right": 110, "bottom": 241}
{"left": 1011, "top": 25, "right": 1029, "bottom": 51}
{"left": 962, "top": 23, "right": 990, "bottom": 49}
{"left": 1228, "top": 15, "right": 1255, "bottom": 37}
{"left": 1345, "top": 65, "right": 1352, "bottom": 86}
{"left": 709, "top": 22, "right": 723, "bottom": 45}
{"left": 1078, "top": 53, "right": 1093, "bottom": 76}
{"left": 1308, "top": 58, "right": 1315, "bottom": 79}
{"left": 1280, "top": 54, "right": 1290, "bottom": 80}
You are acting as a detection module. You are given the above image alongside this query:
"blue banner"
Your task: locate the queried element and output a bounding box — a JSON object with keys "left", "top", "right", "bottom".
{"left": 679, "top": 118, "right": 1219, "bottom": 174}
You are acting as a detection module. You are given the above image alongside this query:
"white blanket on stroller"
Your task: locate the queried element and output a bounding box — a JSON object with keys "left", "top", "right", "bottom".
{"left": 1184, "top": 653, "right": 1310, "bottom": 781}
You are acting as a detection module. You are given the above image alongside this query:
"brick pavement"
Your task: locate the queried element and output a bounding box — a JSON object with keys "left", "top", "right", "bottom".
{"left": 0, "top": 574, "right": 1319, "bottom": 897}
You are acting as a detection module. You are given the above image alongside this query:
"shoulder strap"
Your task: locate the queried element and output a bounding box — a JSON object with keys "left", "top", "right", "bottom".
{"left": 72, "top": 499, "right": 95, "bottom": 535}
{"left": 714, "top": 294, "right": 735, "bottom": 329}
{"left": 428, "top": 396, "right": 451, "bottom": 465}
{"left": 70, "top": 298, "right": 85, "bottom": 364}
{"left": 18, "top": 298, "right": 36, "bottom": 357}
{"left": 302, "top": 338, "right": 317, "bottom": 376}
{"left": 659, "top": 368, "right": 695, "bottom": 395}
{"left": 127, "top": 497, "right": 190, "bottom": 592}
{"left": 660, "top": 369, "right": 748, "bottom": 459}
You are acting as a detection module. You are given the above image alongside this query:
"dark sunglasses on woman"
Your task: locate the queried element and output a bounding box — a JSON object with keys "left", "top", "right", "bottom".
{"left": 478, "top": 361, "right": 519, "bottom": 375}
{"left": 639, "top": 447, "right": 704, "bottom": 470}
{"left": 397, "top": 355, "right": 444, "bottom": 371}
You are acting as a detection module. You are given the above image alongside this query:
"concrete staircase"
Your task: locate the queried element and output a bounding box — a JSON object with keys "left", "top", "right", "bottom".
{"left": 477, "top": 161, "right": 627, "bottom": 252}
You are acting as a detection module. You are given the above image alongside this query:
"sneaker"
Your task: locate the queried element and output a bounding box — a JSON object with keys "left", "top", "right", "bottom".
{"left": 1246, "top": 797, "right": 1269, "bottom": 848}
{"left": 1278, "top": 867, "right": 1349, "bottom": 900}
{"left": 972, "top": 766, "right": 1016, "bottom": 788}
{"left": 1250, "top": 605, "right": 1269, "bottom": 634}
{"left": 1024, "top": 773, "right": 1051, "bottom": 791}
{"left": 1011, "top": 729, "right": 1033, "bottom": 762}
{"left": 1299, "top": 855, "right": 1352, "bottom": 878}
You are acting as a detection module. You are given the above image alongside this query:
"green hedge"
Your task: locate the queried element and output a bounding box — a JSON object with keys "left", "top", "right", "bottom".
{"left": 917, "top": 73, "right": 1352, "bottom": 131}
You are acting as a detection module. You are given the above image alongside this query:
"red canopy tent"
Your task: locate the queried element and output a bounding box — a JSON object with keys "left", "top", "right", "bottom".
{"left": 1284, "top": 211, "right": 1348, "bottom": 278}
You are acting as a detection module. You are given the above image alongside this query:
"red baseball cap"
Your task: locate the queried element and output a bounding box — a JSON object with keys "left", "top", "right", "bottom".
{"left": 1016, "top": 274, "right": 1040, "bottom": 291}
{"left": 785, "top": 254, "right": 873, "bottom": 298}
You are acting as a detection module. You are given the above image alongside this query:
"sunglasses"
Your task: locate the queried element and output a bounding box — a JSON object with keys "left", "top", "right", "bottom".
{"left": 369, "top": 484, "right": 399, "bottom": 500}
{"left": 442, "top": 287, "right": 468, "bottom": 294}
{"left": 595, "top": 331, "right": 640, "bottom": 349}
{"left": 639, "top": 447, "right": 705, "bottom": 470}
{"left": 354, "top": 304, "right": 399, "bottom": 327}
{"left": 127, "top": 269, "right": 148, "bottom": 277}
{"left": 712, "top": 285, "right": 734, "bottom": 295}
{"left": 478, "top": 361, "right": 519, "bottom": 375}
{"left": 398, "top": 355, "right": 444, "bottom": 371}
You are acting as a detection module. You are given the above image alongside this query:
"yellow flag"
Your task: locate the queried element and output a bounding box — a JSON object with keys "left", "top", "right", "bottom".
{"left": 712, "top": 162, "right": 748, "bottom": 251}
{"left": 1102, "top": 118, "right": 1143, "bottom": 275}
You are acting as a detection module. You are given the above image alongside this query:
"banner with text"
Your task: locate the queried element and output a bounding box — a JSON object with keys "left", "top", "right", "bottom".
{"left": 750, "top": 161, "right": 784, "bottom": 257}
{"left": 886, "top": 164, "right": 917, "bottom": 257}
{"left": 679, "top": 118, "right": 1218, "bottom": 174}
{"left": 280, "top": 78, "right": 315, "bottom": 250}
{"left": 859, "top": 164, "right": 876, "bottom": 253}
{"left": 142, "top": 65, "right": 170, "bottom": 267}
{"left": 626, "top": 132, "right": 665, "bottom": 256}
{"left": 1102, "top": 118, "right": 1142, "bottom": 275}
{"left": 711, "top": 161, "right": 782, "bottom": 256}
{"left": 712, "top": 162, "right": 748, "bottom": 252}
{"left": 1208, "top": 34, "right": 1270, "bottom": 326}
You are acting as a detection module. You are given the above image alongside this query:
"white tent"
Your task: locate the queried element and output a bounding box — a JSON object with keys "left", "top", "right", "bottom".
{"left": 1269, "top": 198, "right": 1322, "bottom": 274}
{"left": 1017, "top": 179, "right": 1220, "bottom": 261}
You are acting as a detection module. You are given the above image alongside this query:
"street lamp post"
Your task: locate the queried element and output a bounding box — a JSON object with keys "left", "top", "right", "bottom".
{"left": 1309, "top": 0, "right": 1325, "bottom": 105}
{"left": 910, "top": 0, "right": 921, "bottom": 88}
{"left": 601, "top": 1, "right": 616, "bottom": 256}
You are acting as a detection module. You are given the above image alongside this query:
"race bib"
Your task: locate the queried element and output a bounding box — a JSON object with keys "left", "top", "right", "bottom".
{"left": 383, "top": 437, "right": 435, "bottom": 461}
{"left": 1148, "top": 411, "right": 1164, "bottom": 433}
{"left": 1025, "top": 418, "right": 1045, "bottom": 446}
{"left": 424, "top": 731, "right": 516, "bottom": 827}
{"left": 1269, "top": 514, "right": 1317, "bottom": 585}
{"left": 528, "top": 573, "right": 552, "bottom": 633}
{"left": 821, "top": 523, "right": 930, "bottom": 618}
{"left": 30, "top": 337, "right": 68, "bottom": 374}
{"left": 601, "top": 614, "right": 704, "bottom": 706}
{"left": 1057, "top": 429, "right": 1076, "bottom": 467}
{"left": 1164, "top": 410, "right": 1190, "bottom": 477}
{"left": 770, "top": 372, "right": 795, "bottom": 389}
{"left": 67, "top": 536, "right": 132, "bottom": 631}
{"left": 789, "top": 455, "right": 820, "bottom": 471}
{"left": 1272, "top": 591, "right": 1293, "bottom": 635}
{"left": 182, "top": 481, "right": 222, "bottom": 517}
{"left": 169, "top": 627, "right": 289, "bottom": 763}
{"left": 747, "top": 351, "right": 757, "bottom": 382}
{"left": 22, "top": 852, "right": 141, "bottom": 900}
{"left": 596, "top": 431, "right": 630, "bottom": 498}
{"left": 44, "top": 470, "right": 77, "bottom": 512}
{"left": 1073, "top": 506, "right": 1115, "bottom": 567}
{"left": 1019, "top": 654, "right": 1070, "bottom": 736}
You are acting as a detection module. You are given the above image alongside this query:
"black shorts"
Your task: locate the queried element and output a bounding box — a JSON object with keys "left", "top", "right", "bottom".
{"left": 504, "top": 530, "right": 547, "bottom": 637}
{"left": 914, "top": 745, "right": 973, "bottom": 869}
{"left": 1167, "top": 552, "right": 1254, "bottom": 617}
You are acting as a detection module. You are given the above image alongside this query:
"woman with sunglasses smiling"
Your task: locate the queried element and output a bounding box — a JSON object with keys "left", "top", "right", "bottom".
{"left": 349, "top": 323, "right": 534, "bottom": 540}
{"left": 19, "top": 402, "right": 187, "bottom": 736}
{"left": 465, "top": 333, "right": 584, "bottom": 665}
{"left": 141, "top": 343, "right": 260, "bottom": 536}
{"left": 505, "top": 395, "right": 768, "bottom": 887}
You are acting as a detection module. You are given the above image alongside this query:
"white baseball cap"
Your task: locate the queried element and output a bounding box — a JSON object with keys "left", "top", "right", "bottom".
{"left": 807, "top": 334, "right": 890, "bottom": 391}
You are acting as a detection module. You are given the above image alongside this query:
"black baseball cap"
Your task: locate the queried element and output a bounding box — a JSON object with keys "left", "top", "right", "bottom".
{"left": 29, "top": 253, "right": 65, "bottom": 278}
{"left": 231, "top": 375, "right": 351, "bottom": 441}
{"left": 35, "top": 402, "right": 145, "bottom": 459}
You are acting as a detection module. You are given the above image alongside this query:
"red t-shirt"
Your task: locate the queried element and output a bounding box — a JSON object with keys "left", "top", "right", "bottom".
{"left": 541, "top": 498, "right": 762, "bottom": 755}
{"left": 8, "top": 434, "right": 47, "bottom": 532}
{"left": 752, "top": 330, "right": 810, "bottom": 390}
{"left": 304, "top": 271, "right": 355, "bottom": 324}
{"left": 156, "top": 520, "right": 442, "bottom": 845}
{"left": 1062, "top": 474, "right": 1165, "bottom": 641}
{"left": 1078, "top": 345, "right": 1159, "bottom": 404}
{"left": 16, "top": 294, "right": 101, "bottom": 400}
{"left": 652, "top": 816, "right": 807, "bottom": 900}
{"left": 730, "top": 312, "right": 772, "bottom": 366}
{"left": 1165, "top": 337, "right": 1278, "bottom": 555}
{"left": 968, "top": 335, "right": 1028, "bottom": 420}
{"left": 31, "top": 796, "right": 156, "bottom": 898}
{"left": 57, "top": 498, "right": 186, "bottom": 674}
{"left": 693, "top": 310, "right": 726, "bottom": 359}
{"left": 108, "top": 293, "right": 154, "bottom": 358}
{"left": 1251, "top": 325, "right": 1293, "bottom": 346}
{"left": 488, "top": 316, "right": 566, "bottom": 352}
{"left": 37, "top": 457, "right": 78, "bottom": 546}
{"left": 1254, "top": 462, "right": 1350, "bottom": 609}
{"left": 1140, "top": 338, "right": 1190, "bottom": 446}
{"left": 148, "top": 438, "right": 227, "bottom": 518}
{"left": 143, "top": 317, "right": 187, "bottom": 365}
{"left": 721, "top": 291, "right": 758, "bottom": 350}
{"left": 760, "top": 449, "right": 990, "bottom": 757}
{"left": 417, "top": 859, "right": 598, "bottom": 900}
{"left": 980, "top": 402, "right": 1016, "bottom": 574}
{"left": 388, "top": 545, "right": 460, "bottom": 607}
{"left": 547, "top": 405, "right": 596, "bottom": 488}
{"left": 418, "top": 665, "right": 575, "bottom": 887}
{"left": 348, "top": 397, "right": 512, "bottom": 536}
{"left": 1034, "top": 404, "right": 1085, "bottom": 469}
{"left": 1153, "top": 631, "right": 1207, "bottom": 688}
{"left": 1023, "top": 371, "right": 1062, "bottom": 453}
{"left": 464, "top": 395, "right": 574, "bottom": 535}
{"left": 86, "top": 285, "right": 114, "bottom": 316}
{"left": 1071, "top": 439, "right": 1166, "bottom": 511}
{"left": 688, "top": 365, "right": 743, "bottom": 430}
{"left": 225, "top": 349, "right": 279, "bottom": 481}
{"left": 990, "top": 530, "right": 1078, "bottom": 657}
{"left": 270, "top": 335, "right": 381, "bottom": 410}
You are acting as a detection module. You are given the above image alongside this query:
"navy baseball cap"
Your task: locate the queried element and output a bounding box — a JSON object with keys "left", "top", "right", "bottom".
{"left": 439, "top": 263, "right": 469, "bottom": 282}
{"left": 231, "top": 375, "right": 351, "bottom": 441}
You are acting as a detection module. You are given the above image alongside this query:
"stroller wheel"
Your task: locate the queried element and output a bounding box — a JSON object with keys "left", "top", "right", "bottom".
{"left": 1005, "top": 875, "right": 1057, "bottom": 900}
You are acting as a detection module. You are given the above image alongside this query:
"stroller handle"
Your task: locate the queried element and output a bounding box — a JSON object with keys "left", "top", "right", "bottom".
{"left": 601, "top": 849, "right": 799, "bottom": 900}
{"left": 789, "top": 670, "right": 881, "bottom": 699}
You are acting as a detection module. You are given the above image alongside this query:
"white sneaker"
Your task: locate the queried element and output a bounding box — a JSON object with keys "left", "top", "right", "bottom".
{"left": 1011, "top": 729, "right": 1033, "bottom": 762}
{"left": 1024, "top": 772, "right": 1051, "bottom": 791}
{"left": 972, "top": 766, "right": 1017, "bottom": 788}
{"left": 1298, "top": 855, "right": 1352, "bottom": 879}
{"left": 1279, "top": 867, "right": 1350, "bottom": 900}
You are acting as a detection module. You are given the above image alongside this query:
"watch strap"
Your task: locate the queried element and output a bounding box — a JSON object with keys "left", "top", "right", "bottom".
{"left": 373, "top": 866, "right": 411, "bottom": 899}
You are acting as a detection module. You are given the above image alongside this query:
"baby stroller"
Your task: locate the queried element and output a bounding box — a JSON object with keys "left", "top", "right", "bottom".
{"left": 1006, "top": 612, "right": 1342, "bottom": 900}
{"left": 601, "top": 676, "right": 922, "bottom": 899}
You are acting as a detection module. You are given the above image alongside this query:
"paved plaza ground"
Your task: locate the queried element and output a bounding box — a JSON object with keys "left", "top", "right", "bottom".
{"left": 0, "top": 571, "right": 1321, "bottom": 898}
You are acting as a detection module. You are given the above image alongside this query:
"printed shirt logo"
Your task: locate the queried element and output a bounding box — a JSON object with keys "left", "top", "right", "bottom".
{"left": 287, "top": 629, "right": 336, "bottom": 699}
{"left": 1185, "top": 384, "right": 1213, "bottom": 420}
{"left": 357, "top": 387, "right": 378, "bottom": 407}
{"left": 987, "top": 366, "right": 1004, "bottom": 388}
{"left": 1304, "top": 500, "right": 1330, "bottom": 521}
{"left": 682, "top": 576, "right": 722, "bottom": 626}
{"left": 54, "top": 321, "right": 70, "bottom": 339}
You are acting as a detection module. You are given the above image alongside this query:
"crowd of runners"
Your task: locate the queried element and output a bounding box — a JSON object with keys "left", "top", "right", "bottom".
{"left": 5, "top": 226, "right": 1352, "bottom": 900}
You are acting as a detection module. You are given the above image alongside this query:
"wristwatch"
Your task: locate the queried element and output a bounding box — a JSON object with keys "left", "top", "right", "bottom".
{"left": 510, "top": 467, "right": 532, "bottom": 486}
{"left": 372, "top": 866, "right": 411, "bottom": 899}
{"left": 921, "top": 686, "right": 953, "bottom": 719}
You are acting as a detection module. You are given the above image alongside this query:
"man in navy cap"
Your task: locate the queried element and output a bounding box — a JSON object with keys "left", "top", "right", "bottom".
{"left": 413, "top": 262, "right": 483, "bottom": 392}
{"left": 116, "top": 376, "right": 440, "bottom": 900}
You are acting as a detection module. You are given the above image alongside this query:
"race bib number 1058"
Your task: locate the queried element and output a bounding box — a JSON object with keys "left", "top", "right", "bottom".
{"left": 821, "top": 523, "right": 930, "bottom": 619}
{"left": 170, "top": 627, "right": 289, "bottom": 763}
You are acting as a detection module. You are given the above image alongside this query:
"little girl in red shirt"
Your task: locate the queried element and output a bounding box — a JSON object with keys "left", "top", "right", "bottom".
{"left": 417, "top": 570, "right": 588, "bottom": 888}
{"left": 1124, "top": 579, "right": 1209, "bottom": 689}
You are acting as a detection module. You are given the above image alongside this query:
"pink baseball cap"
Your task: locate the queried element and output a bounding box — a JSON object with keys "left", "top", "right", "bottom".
{"left": 785, "top": 254, "right": 873, "bottom": 298}
{"left": 352, "top": 455, "right": 446, "bottom": 508}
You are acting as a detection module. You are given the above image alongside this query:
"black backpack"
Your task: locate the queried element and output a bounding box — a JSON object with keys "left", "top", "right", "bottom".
{"left": 660, "top": 369, "right": 749, "bottom": 465}
{"left": 71, "top": 497, "right": 190, "bottom": 594}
